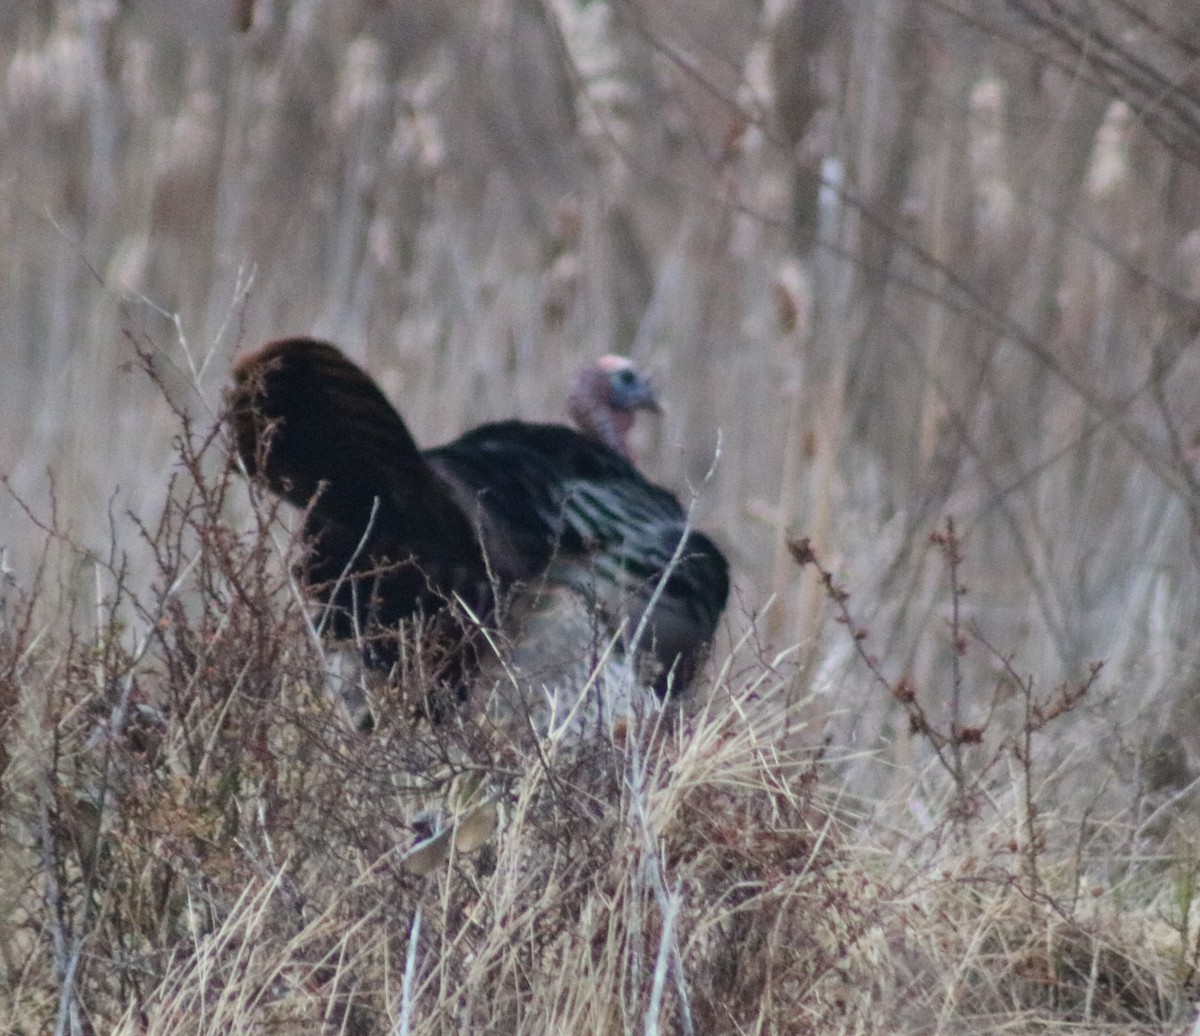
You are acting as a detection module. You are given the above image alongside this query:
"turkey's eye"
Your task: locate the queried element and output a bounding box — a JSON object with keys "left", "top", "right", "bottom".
{"left": 615, "top": 369, "right": 637, "bottom": 386}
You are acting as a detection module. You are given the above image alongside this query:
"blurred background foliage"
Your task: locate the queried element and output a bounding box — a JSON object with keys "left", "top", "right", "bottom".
{"left": 5, "top": 0, "right": 1200, "bottom": 797}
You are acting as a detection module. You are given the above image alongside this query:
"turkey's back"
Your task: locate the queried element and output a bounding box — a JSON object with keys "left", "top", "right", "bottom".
{"left": 428, "top": 421, "right": 729, "bottom": 693}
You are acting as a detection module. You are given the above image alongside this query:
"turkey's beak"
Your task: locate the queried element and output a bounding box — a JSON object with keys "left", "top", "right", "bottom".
{"left": 631, "top": 380, "right": 663, "bottom": 415}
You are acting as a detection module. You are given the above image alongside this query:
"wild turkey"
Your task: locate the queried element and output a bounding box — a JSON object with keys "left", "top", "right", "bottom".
{"left": 227, "top": 338, "right": 728, "bottom": 716}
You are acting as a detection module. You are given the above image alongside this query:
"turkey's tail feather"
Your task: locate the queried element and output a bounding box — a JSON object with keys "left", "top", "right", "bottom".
{"left": 227, "top": 339, "right": 494, "bottom": 651}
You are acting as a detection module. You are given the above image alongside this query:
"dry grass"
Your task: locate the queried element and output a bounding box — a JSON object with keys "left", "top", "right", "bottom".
{"left": 5, "top": 0, "right": 1200, "bottom": 1031}
{"left": 1, "top": 416, "right": 1195, "bottom": 1032}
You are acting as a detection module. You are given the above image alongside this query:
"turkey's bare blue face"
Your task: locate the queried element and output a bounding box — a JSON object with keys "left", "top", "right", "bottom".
{"left": 605, "top": 364, "right": 660, "bottom": 414}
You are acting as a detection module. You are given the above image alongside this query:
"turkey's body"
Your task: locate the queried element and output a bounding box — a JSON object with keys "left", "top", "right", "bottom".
{"left": 229, "top": 338, "right": 728, "bottom": 722}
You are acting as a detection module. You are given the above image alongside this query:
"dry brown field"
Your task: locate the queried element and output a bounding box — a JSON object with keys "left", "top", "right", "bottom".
{"left": 4, "top": 1, "right": 1200, "bottom": 1032}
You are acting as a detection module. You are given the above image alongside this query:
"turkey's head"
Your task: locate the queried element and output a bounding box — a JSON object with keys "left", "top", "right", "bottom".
{"left": 568, "top": 355, "right": 661, "bottom": 461}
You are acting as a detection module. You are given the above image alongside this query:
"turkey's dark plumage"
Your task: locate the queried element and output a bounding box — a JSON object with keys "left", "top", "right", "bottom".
{"left": 228, "top": 338, "right": 728, "bottom": 700}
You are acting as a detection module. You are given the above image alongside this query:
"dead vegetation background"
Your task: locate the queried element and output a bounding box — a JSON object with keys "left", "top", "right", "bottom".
{"left": 5, "top": 0, "right": 1200, "bottom": 1032}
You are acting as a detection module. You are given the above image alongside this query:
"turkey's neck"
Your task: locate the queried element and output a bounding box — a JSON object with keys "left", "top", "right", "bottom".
{"left": 568, "top": 378, "right": 632, "bottom": 460}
